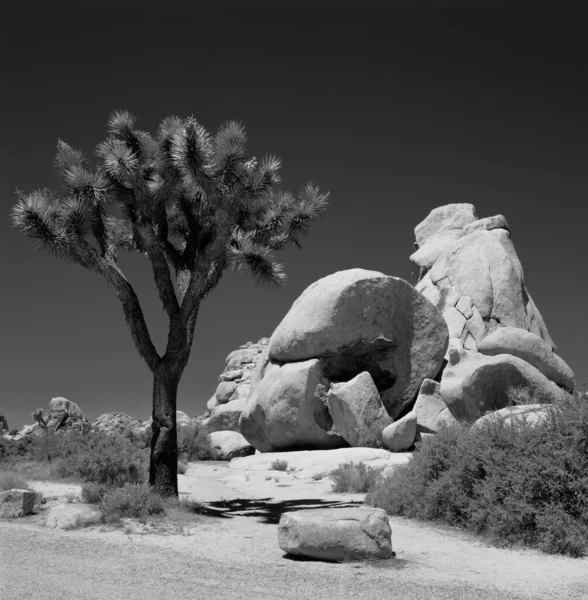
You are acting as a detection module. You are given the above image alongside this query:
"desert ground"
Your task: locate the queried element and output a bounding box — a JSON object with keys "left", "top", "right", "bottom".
{"left": 1, "top": 450, "right": 587, "bottom": 600}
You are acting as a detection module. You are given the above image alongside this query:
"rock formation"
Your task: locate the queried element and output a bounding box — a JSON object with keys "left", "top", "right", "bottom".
{"left": 278, "top": 506, "right": 393, "bottom": 561}
{"left": 411, "top": 204, "right": 555, "bottom": 353}
{"left": 45, "top": 397, "right": 90, "bottom": 433}
{"left": 195, "top": 204, "right": 576, "bottom": 454}
{"left": 201, "top": 338, "right": 269, "bottom": 436}
{"left": 207, "top": 338, "right": 269, "bottom": 412}
{"left": 92, "top": 412, "right": 145, "bottom": 436}
{"left": 267, "top": 269, "right": 449, "bottom": 419}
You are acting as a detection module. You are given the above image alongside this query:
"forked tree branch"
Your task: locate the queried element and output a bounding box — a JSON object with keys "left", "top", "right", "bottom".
{"left": 70, "top": 240, "right": 161, "bottom": 371}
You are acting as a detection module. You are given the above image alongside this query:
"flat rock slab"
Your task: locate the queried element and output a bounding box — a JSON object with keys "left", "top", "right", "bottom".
{"left": 0, "top": 489, "right": 35, "bottom": 518}
{"left": 278, "top": 506, "right": 393, "bottom": 561}
{"left": 46, "top": 503, "right": 103, "bottom": 529}
{"left": 229, "top": 447, "right": 411, "bottom": 478}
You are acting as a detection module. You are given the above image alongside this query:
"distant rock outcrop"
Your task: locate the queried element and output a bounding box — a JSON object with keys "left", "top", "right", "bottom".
{"left": 45, "top": 397, "right": 90, "bottom": 433}
{"left": 92, "top": 412, "right": 144, "bottom": 436}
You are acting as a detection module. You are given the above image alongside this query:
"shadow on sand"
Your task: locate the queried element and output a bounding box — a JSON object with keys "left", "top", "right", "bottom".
{"left": 186, "top": 497, "right": 363, "bottom": 524}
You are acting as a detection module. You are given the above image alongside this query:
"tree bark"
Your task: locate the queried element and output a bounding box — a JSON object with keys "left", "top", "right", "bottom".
{"left": 149, "top": 364, "right": 180, "bottom": 497}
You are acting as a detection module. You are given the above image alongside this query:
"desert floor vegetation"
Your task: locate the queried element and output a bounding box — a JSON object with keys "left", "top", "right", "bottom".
{"left": 270, "top": 459, "right": 289, "bottom": 471}
{"left": 328, "top": 461, "right": 385, "bottom": 493}
{"left": 366, "top": 389, "right": 588, "bottom": 557}
{"left": 0, "top": 426, "right": 219, "bottom": 526}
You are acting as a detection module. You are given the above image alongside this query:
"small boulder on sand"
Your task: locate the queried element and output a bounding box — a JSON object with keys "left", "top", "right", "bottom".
{"left": 46, "top": 504, "right": 103, "bottom": 529}
{"left": 0, "top": 489, "right": 35, "bottom": 518}
{"left": 278, "top": 506, "right": 393, "bottom": 561}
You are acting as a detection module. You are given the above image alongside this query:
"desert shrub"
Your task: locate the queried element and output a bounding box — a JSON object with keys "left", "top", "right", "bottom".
{"left": 80, "top": 482, "right": 110, "bottom": 504}
{"left": 177, "top": 460, "right": 188, "bottom": 474}
{"left": 366, "top": 391, "right": 588, "bottom": 557}
{"left": 0, "top": 471, "right": 32, "bottom": 492}
{"left": 8, "top": 429, "right": 19, "bottom": 436}
{"left": 54, "top": 430, "right": 148, "bottom": 486}
{"left": 99, "top": 483, "right": 165, "bottom": 523}
{"left": 311, "top": 472, "right": 325, "bottom": 481}
{"left": 506, "top": 384, "right": 535, "bottom": 406}
{"left": 178, "top": 427, "right": 215, "bottom": 461}
{"left": 329, "top": 462, "right": 384, "bottom": 493}
{"left": 270, "top": 459, "right": 289, "bottom": 471}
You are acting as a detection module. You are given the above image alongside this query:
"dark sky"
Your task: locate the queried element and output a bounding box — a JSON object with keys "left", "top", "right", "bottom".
{"left": 1, "top": 2, "right": 586, "bottom": 430}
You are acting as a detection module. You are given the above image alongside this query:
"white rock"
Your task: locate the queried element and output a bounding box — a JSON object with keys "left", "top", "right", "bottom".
{"left": 239, "top": 359, "right": 347, "bottom": 452}
{"left": 326, "top": 372, "right": 392, "bottom": 447}
{"left": 440, "top": 350, "right": 567, "bottom": 423}
{"left": 472, "top": 404, "right": 556, "bottom": 431}
{"left": 477, "top": 327, "right": 574, "bottom": 390}
{"left": 413, "top": 379, "right": 459, "bottom": 433}
{"left": 268, "top": 268, "right": 448, "bottom": 419}
{"left": 278, "top": 506, "right": 393, "bottom": 561}
{"left": 206, "top": 431, "right": 255, "bottom": 461}
{"left": 46, "top": 503, "right": 103, "bottom": 529}
{"left": 382, "top": 411, "right": 417, "bottom": 452}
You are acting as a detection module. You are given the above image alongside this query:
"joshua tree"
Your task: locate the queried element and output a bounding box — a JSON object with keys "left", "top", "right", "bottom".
{"left": 11, "top": 111, "right": 329, "bottom": 496}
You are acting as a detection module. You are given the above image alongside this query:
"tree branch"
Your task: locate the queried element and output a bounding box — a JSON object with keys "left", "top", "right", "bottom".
{"left": 68, "top": 240, "right": 161, "bottom": 371}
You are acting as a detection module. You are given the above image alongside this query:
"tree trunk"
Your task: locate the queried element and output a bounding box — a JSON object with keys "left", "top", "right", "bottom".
{"left": 149, "top": 364, "right": 180, "bottom": 497}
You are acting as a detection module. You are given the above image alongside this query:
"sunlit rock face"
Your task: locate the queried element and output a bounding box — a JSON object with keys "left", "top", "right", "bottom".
{"left": 239, "top": 269, "right": 449, "bottom": 451}
{"left": 411, "top": 204, "right": 555, "bottom": 354}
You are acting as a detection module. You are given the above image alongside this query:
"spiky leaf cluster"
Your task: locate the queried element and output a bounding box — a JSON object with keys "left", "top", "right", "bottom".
{"left": 12, "top": 111, "right": 330, "bottom": 311}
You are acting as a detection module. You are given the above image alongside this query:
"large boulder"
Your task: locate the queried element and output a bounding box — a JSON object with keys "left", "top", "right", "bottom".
{"left": 440, "top": 349, "right": 567, "bottom": 423}
{"left": 472, "top": 404, "right": 556, "bottom": 431}
{"left": 239, "top": 359, "right": 347, "bottom": 452}
{"left": 0, "top": 489, "right": 35, "bottom": 518}
{"left": 201, "top": 398, "right": 247, "bottom": 434}
{"left": 46, "top": 503, "right": 103, "bottom": 529}
{"left": 278, "top": 506, "right": 393, "bottom": 561}
{"left": 206, "top": 431, "right": 255, "bottom": 460}
{"left": 268, "top": 269, "right": 449, "bottom": 419}
{"left": 413, "top": 379, "right": 459, "bottom": 433}
{"left": 382, "top": 411, "right": 417, "bottom": 452}
{"left": 412, "top": 205, "right": 554, "bottom": 353}
{"left": 45, "top": 397, "right": 90, "bottom": 432}
{"left": 92, "top": 412, "right": 144, "bottom": 435}
{"left": 326, "top": 372, "right": 392, "bottom": 447}
{"left": 477, "top": 327, "right": 575, "bottom": 390}
{"left": 210, "top": 338, "right": 270, "bottom": 407}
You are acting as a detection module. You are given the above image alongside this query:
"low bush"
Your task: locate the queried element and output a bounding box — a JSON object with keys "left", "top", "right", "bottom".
{"left": 80, "top": 482, "right": 110, "bottom": 504}
{"left": 270, "top": 459, "right": 289, "bottom": 471}
{"left": 177, "top": 460, "right": 188, "bottom": 474}
{"left": 54, "top": 431, "right": 148, "bottom": 486}
{"left": 366, "top": 390, "right": 588, "bottom": 557}
{"left": 177, "top": 428, "right": 215, "bottom": 461}
{"left": 0, "top": 471, "right": 32, "bottom": 492}
{"left": 329, "top": 462, "right": 384, "bottom": 493}
{"left": 99, "top": 483, "right": 165, "bottom": 523}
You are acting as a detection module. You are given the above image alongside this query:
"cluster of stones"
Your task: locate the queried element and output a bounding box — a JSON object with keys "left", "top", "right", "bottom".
{"left": 3, "top": 398, "right": 91, "bottom": 441}
{"left": 195, "top": 338, "right": 270, "bottom": 458}
{"left": 199, "top": 203, "right": 576, "bottom": 455}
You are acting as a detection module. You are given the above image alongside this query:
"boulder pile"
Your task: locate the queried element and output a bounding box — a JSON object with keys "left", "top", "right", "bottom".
{"left": 5, "top": 397, "right": 91, "bottom": 440}
{"left": 196, "top": 203, "right": 576, "bottom": 454}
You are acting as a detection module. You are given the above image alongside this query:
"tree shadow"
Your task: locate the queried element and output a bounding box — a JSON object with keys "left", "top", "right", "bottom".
{"left": 195, "top": 497, "right": 363, "bottom": 524}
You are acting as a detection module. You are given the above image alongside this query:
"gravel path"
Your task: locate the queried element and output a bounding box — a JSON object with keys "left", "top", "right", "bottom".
{"left": 1, "top": 459, "right": 587, "bottom": 600}
{"left": 0, "top": 522, "right": 572, "bottom": 600}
